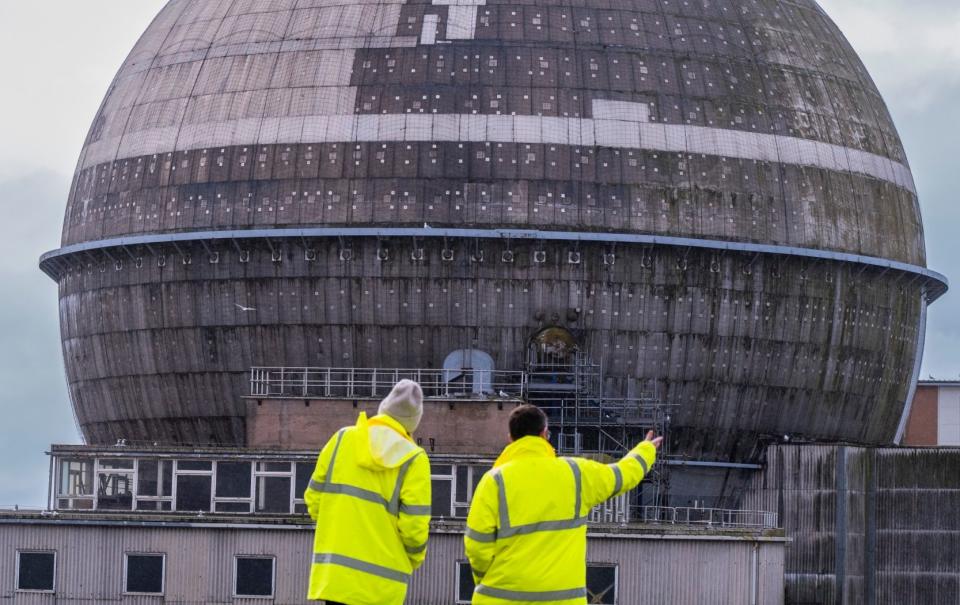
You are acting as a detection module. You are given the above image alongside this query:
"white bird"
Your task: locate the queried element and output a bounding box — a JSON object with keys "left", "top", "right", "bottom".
{"left": 235, "top": 304, "right": 257, "bottom": 312}
{"left": 423, "top": 222, "right": 432, "bottom": 229}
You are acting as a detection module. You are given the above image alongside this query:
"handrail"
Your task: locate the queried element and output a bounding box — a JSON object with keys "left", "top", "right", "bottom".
{"left": 0, "top": 505, "right": 46, "bottom": 513}
{"left": 632, "top": 506, "right": 779, "bottom": 529}
{"left": 250, "top": 366, "right": 527, "bottom": 399}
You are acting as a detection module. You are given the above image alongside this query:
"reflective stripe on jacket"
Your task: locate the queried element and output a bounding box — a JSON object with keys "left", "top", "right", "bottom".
{"left": 464, "top": 436, "right": 656, "bottom": 605}
{"left": 305, "top": 412, "right": 432, "bottom": 604}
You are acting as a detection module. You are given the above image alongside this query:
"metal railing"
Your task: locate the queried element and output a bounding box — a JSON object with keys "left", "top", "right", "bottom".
{"left": 250, "top": 367, "right": 527, "bottom": 399}
{"left": 0, "top": 505, "right": 45, "bottom": 513}
{"left": 632, "top": 506, "right": 778, "bottom": 530}
{"left": 538, "top": 398, "right": 669, "bottom": 428}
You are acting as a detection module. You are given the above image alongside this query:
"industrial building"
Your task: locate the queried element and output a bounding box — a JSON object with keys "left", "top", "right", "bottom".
{"left": 901, "top": 380, "right": 960, "bottom": 447}
{"left": 3, "top": 0, "right": 956, "bottom": 602}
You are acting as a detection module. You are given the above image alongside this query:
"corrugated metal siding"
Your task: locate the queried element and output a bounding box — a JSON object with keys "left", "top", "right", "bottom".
{"left": 744, "top": 444, "right": 960, "bottom": 605}
{"left": 874, "top": 449, "right": 960, "bottom": 605}
{"left": 585, "top": 537, "right": 783, "bottom": 605}
{"left": 743, "top": 445, "right": 841, "bottom": 604}
{"left": 0, "top": 523, "right": 784, "bottom": 604}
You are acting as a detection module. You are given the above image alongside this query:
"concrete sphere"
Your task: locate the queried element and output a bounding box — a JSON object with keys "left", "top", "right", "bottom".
{"left": 43, "top": 0, "right": 943, "bottom": 459}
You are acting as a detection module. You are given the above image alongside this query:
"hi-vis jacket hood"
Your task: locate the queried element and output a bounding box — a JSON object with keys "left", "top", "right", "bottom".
{"left": 492, "top": 435, "right": 556, "bottom": 468}
{"left": 355, "top": 412, "right": 422, "bottom": 471}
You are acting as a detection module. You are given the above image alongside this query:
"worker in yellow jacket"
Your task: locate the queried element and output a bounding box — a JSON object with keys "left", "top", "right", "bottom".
{"left": 465, "top": 404, "right": 662, "bottom": 604}
{"left": 304, "top": 379, "right": 432, "bottom": 604}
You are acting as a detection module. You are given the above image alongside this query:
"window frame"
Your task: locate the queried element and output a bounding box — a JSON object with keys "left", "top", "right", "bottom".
{"left": 15, "top": 550, "right": 57, "bottom": 593}
{"left": 56, "top": 457, "right": 95, "bottom": 510}
{"left": 253, "top": 461, "right": 295, "bottom": 515}
{"left": 431, "top": 466, "right": 455, "bottom": 518}
{"left": 293, "top": 462, "right": 313, "bottom": 514}
{"left": 173, "top": 459, "right": 214, "bottom": 513}
{"left": 586, "top": 563, "right": 619, "bottom": 605}
{"left": 134, "top": 458, "right": 174, "bottom": 511}
{"left": 233, "top": 555, "right": 277, "bottom": 599}
{"left": 455, "top": 560, "right": 475, "bottom": 604}
{"left": 94, "top": 457, "right": 135, "bottom": 511}
{"left": 213, "top": 460, "right": 255, "bottom": 514}
{"left": 123, "top": 552, "right": 166, "bottom": 596}
{"left": 435, "top": 463, "right": 491, "bottom": 519}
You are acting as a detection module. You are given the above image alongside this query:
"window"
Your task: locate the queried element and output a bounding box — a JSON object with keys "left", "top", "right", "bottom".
{"left": 137, "top": 460, "right": 172, "bottom": 496}
{"left": 256, "top": 476, "right": 292, "bottom": 513}
{"left": 939, "top": 388, "right": 960, "bottom": 446}
{"left": 456, "top": 561, "right": 475, "bottom": 604}
{"left": 235, "top": 556, "right": 276, "bottom": 598}
{"left": 215, "top": 461, "right": 253, "bottom": 513}
{"left": 124, "top": 553, "right": 165, "bottom": 595}
{"left": 57, "top": 459, "right": 94, "bottom": 509}
{"left": 586, "top": 565, "right": 618, "bottom": 604}
{"left": 16, "top": 551, "right": 55, "bottom": 592}
{"left": 255, "top": 462, "right": 293, "bottom": 514}
{"left": 294, "top": 462, "right": 313, "bottom": 514}
{"left": 97, "top": 459, "right": 134, "bottom": 510}
{"left": 431, "top": 467, "right": 454, "bottom": 518}
{"left": 178, "top": 460, "right": 212, "bottom": 472}
{"left": 433, "top": 464, "right": 490, "bottom": 519}
{"left": 175, "top": 459, "right": 213, "bottom": 512}
{"left": 136, "top": 459, "right": 173, "bottom": 511}
{"left": 455, "top": 466, "right": 471, "bottom": 516}
{"left": 176, "top": 475, "right": 212, "bottom": 511}
{"left": 216, "top": 462, "right": 252, "bottom": 498}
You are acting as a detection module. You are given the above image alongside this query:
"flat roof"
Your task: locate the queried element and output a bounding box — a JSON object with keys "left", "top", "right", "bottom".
{"left": 0, "top": 511, "right": 786, "bottom": 540}
{"left": 48, "top": 444, "right": 493, "bottom": 463}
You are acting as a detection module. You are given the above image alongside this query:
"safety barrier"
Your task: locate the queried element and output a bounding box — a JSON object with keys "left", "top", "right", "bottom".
{"left": 250, "top": 367, "right": 526, "bottom": 399}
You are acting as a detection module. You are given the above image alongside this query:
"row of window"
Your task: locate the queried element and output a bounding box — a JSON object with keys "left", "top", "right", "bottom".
{"left": 15, "top": 551, "right": 276, "bottom": 598}
{"left": 55, "top": 456, "right": 632, "bottom": 521}
{"left": 56, "top": 457, "right": 495, "bottom": 519}
{"left": 58, "top": 458, "right": 312, "bottom": 515}
{"left": 15, "top": 550, "right": 617, "bottom": 603}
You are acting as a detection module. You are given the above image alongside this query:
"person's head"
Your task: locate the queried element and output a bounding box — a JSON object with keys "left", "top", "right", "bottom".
{"left": 378, "top": 379, "right": 424, "bottom": 434}
{"left": 508, "top": 404, "right": 548, "bottom": 442}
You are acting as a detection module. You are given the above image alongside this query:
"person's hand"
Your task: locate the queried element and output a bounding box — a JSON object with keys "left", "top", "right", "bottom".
{"left": 644, "top": 430, "right": 664, "bottom": 450}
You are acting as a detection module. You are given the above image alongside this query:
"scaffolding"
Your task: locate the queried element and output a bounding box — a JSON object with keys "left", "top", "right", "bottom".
{"left": 250, "top": 366, "right": 526, "bottom": 400}
{"left": 250, "top": 351, "right": 672, "bottom": 506}
{"left": 524, "top": 349, "right": 672, "bottom": 506}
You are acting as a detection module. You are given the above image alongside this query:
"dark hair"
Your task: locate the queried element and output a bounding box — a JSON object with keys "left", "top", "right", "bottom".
{"left": 509, "top": 404, "right": 548, "bottom": 440}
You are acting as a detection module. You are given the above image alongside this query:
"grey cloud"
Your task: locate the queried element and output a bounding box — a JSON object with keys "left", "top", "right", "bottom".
{"left": 817, "top": 1, "right": 960, "bottom": 378}
{"left": 0, "top": 172, "right": 79, "bottom": 506}
{"left": 905, "top": 80, "right": 960, "bottom": 378}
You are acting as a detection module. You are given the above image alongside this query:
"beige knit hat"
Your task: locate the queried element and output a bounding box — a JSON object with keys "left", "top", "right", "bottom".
{"left": 378, "top": 379, "right": 424, "bottom": 434}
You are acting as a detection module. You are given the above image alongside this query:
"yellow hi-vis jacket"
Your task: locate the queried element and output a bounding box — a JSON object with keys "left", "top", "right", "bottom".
{"left": 304, "top": 412, "right": 432, "bottom": 604}
{"left": 464, "top": 436, "right": 656, "bottom": 605}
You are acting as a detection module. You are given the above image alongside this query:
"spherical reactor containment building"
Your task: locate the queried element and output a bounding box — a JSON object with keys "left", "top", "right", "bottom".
{"left": 41, "top": 0, "right": 945, "bottom": 460}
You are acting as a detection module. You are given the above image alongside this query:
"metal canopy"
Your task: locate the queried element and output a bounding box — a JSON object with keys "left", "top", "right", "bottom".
{"left": 39, "top": 227, "right": 949, "bottom": 302}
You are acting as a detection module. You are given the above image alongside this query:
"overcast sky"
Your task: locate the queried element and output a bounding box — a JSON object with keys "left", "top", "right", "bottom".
{"left": 0, "top": 0, "right": 957, "bottom": 506}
